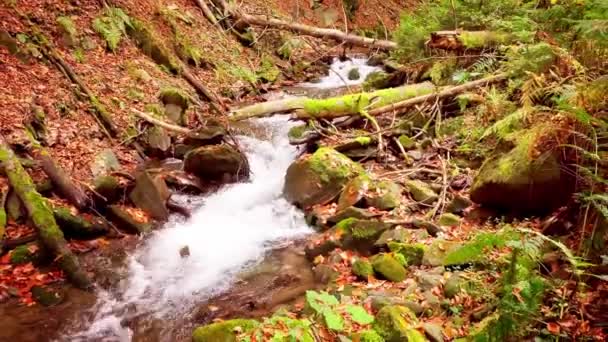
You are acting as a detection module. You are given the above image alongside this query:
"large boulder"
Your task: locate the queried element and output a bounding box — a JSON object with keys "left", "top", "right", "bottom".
{"left": 284, "top": 148, "right": 364, "bottom": 208}
{"left": 129, "top": 171, "right": 170, "bottom": 221}
{"left": 470, "top": 123, "right": 574, "bottom": 213}
{"left": 184, "top": 144, "right": 249, "bottom": 182}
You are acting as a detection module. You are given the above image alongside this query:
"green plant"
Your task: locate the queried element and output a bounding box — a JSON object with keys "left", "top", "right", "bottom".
{"left": 93, "top": 7, "right": 132, "bottom": 52}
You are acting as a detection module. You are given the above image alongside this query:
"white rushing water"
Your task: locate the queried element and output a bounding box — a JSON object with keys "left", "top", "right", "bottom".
{"left": 302, "top": 56, "right": 380, "bottom": 89}
{"left": 69, "top": 57, "right": 381, "bottom": 341}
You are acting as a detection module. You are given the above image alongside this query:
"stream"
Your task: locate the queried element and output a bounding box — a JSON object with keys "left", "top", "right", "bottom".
{"left": 3, "top": 57, "right": 380, "bottom": 342}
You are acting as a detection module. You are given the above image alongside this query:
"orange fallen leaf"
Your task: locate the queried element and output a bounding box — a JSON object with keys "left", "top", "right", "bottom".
{"left": 547, "top": 322, "right": 560, "bottom": 335}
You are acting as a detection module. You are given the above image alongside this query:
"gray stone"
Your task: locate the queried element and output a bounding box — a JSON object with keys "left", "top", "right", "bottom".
{"left": 91, "top": 149, "right": 120, "bottom": 177}
{"left": 405, "top": 180, "right": 438, "bottom": 204}
{"left": 129, "top": 171, "right": 170, "bottom": 221}
{"left": 423, "top": 323, "right": 445, "bottom": 342}
{"left": 444, "top": 272, "right": 464, "bottom": 298}
{"left": 417, "top": 272, "right": 443, "bottom": 291}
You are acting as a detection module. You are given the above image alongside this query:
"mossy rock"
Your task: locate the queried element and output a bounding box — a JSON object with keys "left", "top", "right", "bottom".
{"left": 445, "top": 195, "right": 472, "bottom": 215}
{"left": 338, "top": 174, "right": 372, "bottom": 210}
{"left": 145, "top": 126, "right": 171, "bottom": 152}
{"left": 348, "top": 68, "right": 361, "bottom": 80}
{"left": 470, "top": 123, "right": 573, "bottom": 213}
{"left": 184, "top": 144, "right": 249, "bottom": 182}
{"left": 387, "top": 242, "right": 425, "bottom": 266}
{"left": 373, "top": 305, "right": 419, "bottom": 342}
{"left": 327, "top": 206, "right": 381, "bottom": 224}
{"left": 363, "top": 70, "right": 391, "bottom": 91}
{"left": 10, "top": 244, "right": 42, "bottom": 265}
{"left": 93, "top": 175, "right": 122, "bottom": 203}
{"left": 352, "top": 329, "right": 385, "bottom": 342}
{"left": 192, "top": 319, "right": 259, "bottom": 342}
{"left": 366, "top": 180, "right": 403, "bottom": 210}
{"left": 284, "top": 148, "right": 364, "bottom": 208}
{"left": 352, "top": 259, "right": 374, "bottom": 279}
{"left": 184, "top": 123, "right": 226, "bottom": 146}
{"left": 375, "top": 227, "right": 430, "bottom": 246}
{"left": 371, "top": 253, "right": 407, "bottom": 282}
{"left": 91, "top": 149, "right": 120, "bottom": 178}
{"left": 437, "top": 213, "right": 461, "bottom": 227}
{"left": 444, "top": 272, "right": 464, "bottom": 298}
{"left": 31, "top": 285, "right": 64, "bottom": 306}
{"left": 422, "top": 240, "right": 462, "bottom": 266}
{"left": 336, "top": 218, "right": 393, "bottom": 252}
{"left": 405, "top": 180, "right": 438, "bottom": 204}
{"left": 54, "top": 207, "right": 110, "bottom": 238}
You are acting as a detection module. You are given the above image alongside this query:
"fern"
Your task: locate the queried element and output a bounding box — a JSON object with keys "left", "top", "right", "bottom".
{"left": 93, "top": 8, "right": 132, "bottom": 52}
{"left": 444, "top": 228, "right": 521, "bottom": 265}
{"left": 480, "top": 109, "right": 527, "bottom": 140}
{"left": 470, "top": 55, "right": 500, "bottom": 75}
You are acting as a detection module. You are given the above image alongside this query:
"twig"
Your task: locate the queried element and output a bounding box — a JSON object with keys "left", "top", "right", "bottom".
{"left": 428, "top": 154, "right": 449, "bottom": 219}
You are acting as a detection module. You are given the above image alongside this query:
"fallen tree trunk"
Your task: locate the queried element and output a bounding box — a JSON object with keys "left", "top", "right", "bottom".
{"left": 194, "top": 0, "right": 219, "bottom": 26}
{"left": 27, "top": 135, "right": 89, "bottom": 210}
{"left": 220, "top": 0, "right": 397, "bottom": 50}
{"left": 368, "top": 73, "right": 507, "bottom": 117}
{"left": 427, "top": 31, "right": 512, "bottom": 50}
{"left": 0, "top": 135, "right": 91, "bottom": 289}
{"left": 231, "top": 82, "right": 435, "bottom": 121}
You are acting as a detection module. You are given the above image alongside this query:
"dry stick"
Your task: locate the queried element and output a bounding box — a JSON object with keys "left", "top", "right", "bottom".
{"left": 221, "top": 1, "right": 397, "bottom": 50}
{"left": 0, "top": 134, "right": 91, "bottom": 289}
{"left": 41, "top": 47, "right": 118, "bottom": 138}
{"left": 131, "top": 109, "right": 191, "bottom": 134}
{"left": 428, "top": 155, "right": 449, "bottom": 219}
{"left": 368, "top": 73, "right": 508, "bottom": 117}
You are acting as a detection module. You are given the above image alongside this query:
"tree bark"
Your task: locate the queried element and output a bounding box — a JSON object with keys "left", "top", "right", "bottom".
{"left": 27, "top": 135, "right": 90, "bottom": 210}
{"left": 231, "top": 82, "right": 435, "bottom": 121}
{"left": 0, "top": 135, "right": 91, "bottom": 289}
{"left": 222, "top": 1, "right": 397, "bottom": 50}
{"left": 368, "top": 73, "right": 507, "bottom": 116}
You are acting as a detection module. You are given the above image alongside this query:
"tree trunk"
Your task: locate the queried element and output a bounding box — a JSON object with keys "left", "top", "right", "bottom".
{"left": 231, "top": 82, "right": 435, "bottom": 121}
{"left": 221, "top": 1, "right": 397, "bottom": 50}
{"left": 0, "top": 135, "right": 91, "bottom": 289}
{"left": 27, "top": 135, "right": 89, "bottom": 210}
{"left": 368, "top": 73, "right": 507, "bottom": 116}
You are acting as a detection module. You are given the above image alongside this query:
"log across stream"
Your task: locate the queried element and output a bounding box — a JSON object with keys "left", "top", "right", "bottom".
{"left": 53, "top": 57, "right": 382, "bottom": 341}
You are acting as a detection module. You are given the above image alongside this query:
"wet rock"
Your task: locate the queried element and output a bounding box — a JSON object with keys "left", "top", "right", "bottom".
{"left": 54, "top": 207, "right": 110, "bottom": 238}
{"left": 327, "top": 206, "right": 381, "bottom": 224}
{"left": 164, "top": 171, "right": 205, "bottom": 193}
{"left": 444, "top": 272, "right": 464, "bottom": 298}
{"left": 422, "top": 240, "right": 463, "bottom": 266}
{"left": 305, "top": 237, "right": 340, "bottom": 260}
{"left": 375, "top": 227, "right": 430, "bottom": 246}
{"left": 31, "top": 286, "right": 64, "bottom": 306}
{"left": 184, "top": 122, "right": 227, "bottom": 146}
{"left": 371, "top": 253, "right": 407, "bottom": 282}
{"left": 405, "top": 180, "right": 438, "bottom": 204}
{"left": 446, "top": 194, "right": 472, "bottom": 215}
{"left": 284, "top": 148, "right": 364, "bottom": 208}
{"left": 437, "top": 213, "right": 461, "bottom": 227}
{"left": 348, "top": 68, "right": 360, "bottom": 80}
{"left": 363, "top": 70, "right": 391, "bottom": 91}
{"left": 352, "top": 258, "right": 374, "bottom": 279}
{"left": 129, "top": 171, "right": 170, "bottom": 221}
{"left": 388, "top": 242, "right": 425, "bottom": 266}
{"left": 179, "top": 246, "right": 190, "bottom": 258}
{"left": 91, "top": 149, "right": 120, "bottom": 178}
{"left": 423, "top": 322, "right": 445, "bottom": 342}
{"left": 159, "top": 87, "right": 190, "bottom": 126}
{"left": 470, "top": 123, "right": 574, "bottom": 213}
{"left": 373, "top": 305, "right": 422, "bottom": 342}
{"left": 192, "top": 319, "right": 258, "bottom": 342}
{"left": 184, "top": 144, "right": 249, "bottom": 182}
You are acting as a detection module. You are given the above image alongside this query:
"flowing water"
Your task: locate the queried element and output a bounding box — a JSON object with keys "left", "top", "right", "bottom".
{"left": 60, "top": 57, "right": 381, "bottom": 341}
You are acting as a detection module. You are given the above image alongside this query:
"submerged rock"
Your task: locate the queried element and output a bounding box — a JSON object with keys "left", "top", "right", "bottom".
{"left": 184, "top": 144, "right": 249, "bottom": 182}
{"left": 284, "top": 148, "right": 364, "bottom": 208}
{"left": 192, "top": 319, "right": 258, "bottom": 342}
{"left": 470, "top": 123, "right": 574, "bottom": 213}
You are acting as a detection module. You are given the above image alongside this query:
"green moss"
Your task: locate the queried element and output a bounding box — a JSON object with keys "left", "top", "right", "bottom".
{"left": 373, "top": 305, "right": 418, "bottom": 342}
{"left": 93, "top": 7, "right": 132, "bottom": 52}
{"left": 371, "top": 253, "right": 407, "bottom": 282}
{"left": 288, "top": 124, "right": 311, "bottom": 140}
{"left": 438, "top": 213, "right": 461, "bottom": 226}
{"left": 348, "top": 68, "right": 361, "bottom": 80}
{"left": 397, "top": 135, "right": 415, "bottom": 149}
{"left": 127, "top": 18, "right": 182, "bottom": 73}
{"left": 355, "top": 136, "right": 372, "bottom": 145}
{"left": 363, "top": 71, "right": 391, "bottom": 91}
{"left": 352, "top": 259, "right": 374, "bottom": 279}
{"left": 405, "top": 180, "right": 438, "bottom": 204}
{"left": 459, "top": 31, "right": 511, "bottom": 49}
{"left": 159, "top": 87, "right": 190, "bottom": 109}
{"left": 387, "top": 242, "right": 425, "bottom": 266}
{"left": 57, "top": 16, "right": 78, "bottom": 46}
{"left": 10, "top": 245, "right": 35, "bottom": 264}
{"left": 308, "top": 148, "right": 364, "bottom": 184}
{"left": 192, "top": 319, "right": 258, "bottom": 342}
{"left": 258, "top": 54, "right": 280, "bottom": 83}
{"left": 352, "top": 329, "right": 385, "bottom": 342}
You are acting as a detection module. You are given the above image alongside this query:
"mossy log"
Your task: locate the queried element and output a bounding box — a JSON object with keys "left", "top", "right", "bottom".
{"left": 222, "top": 1, "right": 397, "bottom": 50}
{"left": 53, "top": 207, "right": 110, "bottom": 239}
{"left": 27, "top": 135, "right": 89, "bottom": 210}
{"left": 231, "top": 82, "right": 435, "bottom": 121}
{"left": 0, "top": 136, "right": 91, "bottom": 289}
{"left": 427, "top": 31, "right": 512, "bottom": 50}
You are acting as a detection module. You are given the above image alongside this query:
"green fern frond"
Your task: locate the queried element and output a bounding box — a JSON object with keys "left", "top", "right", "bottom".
{"left": 481, "top": 109, "right": 527, "bottom": 140}
{"left": 92, "top": 8, "right": 132, "bottom": 52}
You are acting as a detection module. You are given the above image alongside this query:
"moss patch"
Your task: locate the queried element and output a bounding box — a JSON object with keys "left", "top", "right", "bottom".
{"left": 192, "top": 319, "right": 258, "bottom": 342}
{"left": 309, "top": 148, "right": 364, "bottom": 184}
{"left": 371, "top": 253, "right": 407, "bottom": 282}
